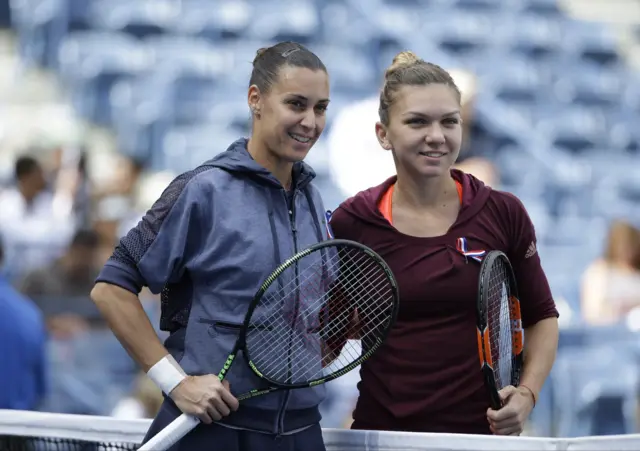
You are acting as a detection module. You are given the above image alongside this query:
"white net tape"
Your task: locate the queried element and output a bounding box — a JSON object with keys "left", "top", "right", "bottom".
{"left": 1, "top": 410, "right": 640, "bottom": 451}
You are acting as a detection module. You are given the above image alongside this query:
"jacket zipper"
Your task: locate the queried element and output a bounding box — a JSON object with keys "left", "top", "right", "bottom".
{"left": 276, "top": 188, "right": 299, "bottom": 436}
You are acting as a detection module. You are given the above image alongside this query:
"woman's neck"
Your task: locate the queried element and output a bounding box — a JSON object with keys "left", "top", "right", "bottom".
{"left": 247, "top": 137, "right": 293, "bottom": 189}
{"left": 393, "top": 169, "right": 457, "bottom": 210}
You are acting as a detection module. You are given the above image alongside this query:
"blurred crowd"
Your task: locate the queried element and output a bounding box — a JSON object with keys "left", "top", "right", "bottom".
{"left": 0, "top": 146, "right": 167, "bottom": 418}
{"left": 0, "top": 0, "right": 640, "bottom": 439}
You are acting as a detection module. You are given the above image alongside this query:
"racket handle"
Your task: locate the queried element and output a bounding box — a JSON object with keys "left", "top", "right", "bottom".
{"left": 138, "top": 413, "right": 200, "bottom": 451}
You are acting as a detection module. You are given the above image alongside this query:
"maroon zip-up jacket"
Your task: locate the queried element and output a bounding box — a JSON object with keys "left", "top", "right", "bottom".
{"left": 329, "top": 170, "right": 559, "bottom": 434}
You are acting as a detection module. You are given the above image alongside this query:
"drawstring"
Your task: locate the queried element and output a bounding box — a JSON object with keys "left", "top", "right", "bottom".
{"left": 302, "top": 188, "right": 325, "bottom": 243}
{"left": 266, "top": 192, "right": 285, "bottom": 293}
{"left": 303, "top": 188, "right": 329, "bottom": 281}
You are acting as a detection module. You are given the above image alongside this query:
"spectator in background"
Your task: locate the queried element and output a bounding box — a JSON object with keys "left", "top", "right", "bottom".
{"left": 0, "top": 154, "right": 75, "bottom": 282}
{"left": 111, "top": 373, "right": 164, "bottom": 420}
{"left": 0, "top": 236, "right": 48, "bottom": 410}
{"left": 18, "top": 229, "right": 104, "bottom": 339}
{"left": 581, "top": 219, "right": 640, "bottom": 325}
{"left": 18, "top": 229, "right": 140, "bottom": 415}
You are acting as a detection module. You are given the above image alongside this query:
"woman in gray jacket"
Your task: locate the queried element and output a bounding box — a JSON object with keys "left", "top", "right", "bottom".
{"left": 91, "top": 41, "right": 332, "bottom": 451}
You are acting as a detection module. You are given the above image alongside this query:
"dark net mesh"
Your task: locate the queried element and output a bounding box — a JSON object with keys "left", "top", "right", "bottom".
{"left": 0, "top": 435, "right": 140, "bottom": 451}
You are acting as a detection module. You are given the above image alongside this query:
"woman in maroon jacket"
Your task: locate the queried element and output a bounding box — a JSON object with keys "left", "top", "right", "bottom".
{"left": 328, "top": 51, "right": 559, "bottom": 436}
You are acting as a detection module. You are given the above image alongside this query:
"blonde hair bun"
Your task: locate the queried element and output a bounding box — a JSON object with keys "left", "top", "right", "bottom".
{"left": 386, "top": 51, "right": 422, "bottom": 76}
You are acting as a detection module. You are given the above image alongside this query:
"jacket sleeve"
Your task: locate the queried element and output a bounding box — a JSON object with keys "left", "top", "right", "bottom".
{"left": 96, "top": 171, "right": 210, "bottom": 295}
{"left": 504, "top": 193, "right": 559, "bottom": 328}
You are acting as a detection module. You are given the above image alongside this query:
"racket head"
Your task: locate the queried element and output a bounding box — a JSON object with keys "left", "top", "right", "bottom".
{"left": 476, "top": 250, "right": 524, "bottom": 410}
{"left": 240, "top": 239, "right": 399, "bottom": 390}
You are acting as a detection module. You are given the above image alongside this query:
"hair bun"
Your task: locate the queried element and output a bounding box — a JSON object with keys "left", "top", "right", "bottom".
{"left": 253, "top": 47, "right": 269, "bottom": 65}
{"left": 386, "top": 51, "right": 422, "bottom": 77}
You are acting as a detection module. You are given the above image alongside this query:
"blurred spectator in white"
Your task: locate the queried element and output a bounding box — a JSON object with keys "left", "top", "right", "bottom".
{"left": 454, "top": 156, "right": 500, "bottom": 187}
{"left": 327, "top": 68, "right": 498, "bottom": 197}
{"left": 91, "top": 156, "right": 174, "bottom": 264}
{"left": 18, "top": 229, "right": 103, "bottom": 339}
{"left": 0, "top": 154, "right": 76, "bottom": 282}
{"left": 0, "top": 236, "right": 48, "bottom": 411}
{"left": 581, "top": 219, "right": 640, "bottom": 325}
{"left": 111, "top": 373, "right": 164, "bottom": 420}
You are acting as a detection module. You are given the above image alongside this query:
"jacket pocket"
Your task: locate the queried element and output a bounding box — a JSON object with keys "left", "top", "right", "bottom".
{"left": 197, "top": 319, "right": 273, "bottom": 339}
{"left": 197, "top": 319, "right": 242, "bottom": 338}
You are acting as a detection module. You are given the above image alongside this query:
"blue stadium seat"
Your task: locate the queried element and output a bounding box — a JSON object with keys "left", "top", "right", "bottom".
{"left": 451, "top": 0, "right": 504, "bottom": 12}
{"left": 536, "top": 108, "right": 609, "bottom": 154}
{"left": 368, "top": 3, "right": 428, "bottom": 45}
{"left": 310, "top": 44, "right": 377, "bottom": 96}
{"left": 109, "top": 77, "right": 163, "bottom": 162}
{"left": 10, "top": 0, "right": 68, "bottom": 68}
{"left": 316, "top": 1, "right": 376, "bottom": 47}
{"left": 157, "top": 124, "right": 240, "bottom": 173}
{"left": 89, "top": 0, "right": 178, "bottom": 39}
{"left": 558, "top": 346, "right": 639, "bottom": 436}
{"left": 56, "top": 31, "right": 152, "bottom": 125}
{"left": 144, "top": 36, "right": 228, "bottom": 73}
{"left": 485, "top": 58, "right": 547, "bottom": 104}
{"left": 554, "top": 66, "right": 626, "bottom": 109}
{"left": 172, "top": 0, "right": 252, "bottom": 41}
{"left": 499, "top": 15, "right": 564, "bottom": 60}
{"left": 561, "top": 20, "right": 622, "bottom": 68}
{"left": 606, "top": 110, "right": 640, "bottom": 152}
{"left": 244, "top": 1, "right": 320, "bottom": 45}
{"left": 519, "top": 0, "right": 564, "bottom": 17}
{"left": 64, "top": 0, "right": 96, "bottom": 32}
{"left": 428, "top": 11, "right": 494, "bottom": 58}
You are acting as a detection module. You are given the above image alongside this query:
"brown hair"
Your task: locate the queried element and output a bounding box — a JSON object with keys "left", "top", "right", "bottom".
{"left": 604, "top": 220, "right": 640, "bottom": 269}
{"left": 379, "top": 51, "right": 462, "bottom": 125}
{"left": 249, "top": 41, "right": 326, "bottom": 94}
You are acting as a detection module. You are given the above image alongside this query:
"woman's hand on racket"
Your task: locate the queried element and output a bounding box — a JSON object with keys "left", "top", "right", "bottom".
{"left": 169, "top": 375, "right": 239, "bottom": 424}
{"left": 486, "top": 385, "right": 534, "bottom": 436}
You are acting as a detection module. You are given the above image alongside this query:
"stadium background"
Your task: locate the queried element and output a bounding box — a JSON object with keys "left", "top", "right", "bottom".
{"left": 1, "top": 0, "right": 640, "bottom": 448}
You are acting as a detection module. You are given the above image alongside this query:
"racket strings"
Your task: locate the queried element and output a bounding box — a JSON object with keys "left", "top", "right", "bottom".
{"left": 250, "top": 252, "right": 392, "bottom": 382}
{"left": 245, "top": 255, "right": 386, "bottom": 361}
{"left": 247, "top": 253, "right": 384, "bottom": 382}
{"left": 487, "top": 259, "right": 514, "bottom": 390}
{"left": 245, "top": 246, "right": 395, "bottom": 385}
{"left": 247, "top": 250, "right": 390, "bottom": 363}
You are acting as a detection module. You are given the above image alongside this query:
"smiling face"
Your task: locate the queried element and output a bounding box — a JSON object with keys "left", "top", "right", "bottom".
{"left": 249, "top": 65, "right": 330, "bottom": 164}
{"left": 376, "top": 83, "right": 463, "bottom": 178}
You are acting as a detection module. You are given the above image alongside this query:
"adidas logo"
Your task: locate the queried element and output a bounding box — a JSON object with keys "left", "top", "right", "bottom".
{"left": 525, "top": 241, "right": 537, "bottom": 259}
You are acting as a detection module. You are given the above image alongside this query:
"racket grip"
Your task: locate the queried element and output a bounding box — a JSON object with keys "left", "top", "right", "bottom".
{"left": 138, "top": 413, "right": 200, "bottom": 451}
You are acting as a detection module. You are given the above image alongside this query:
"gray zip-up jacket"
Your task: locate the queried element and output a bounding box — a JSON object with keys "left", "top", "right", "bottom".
{"left": 96, "top": 138, "right": 331, "bottom": 434}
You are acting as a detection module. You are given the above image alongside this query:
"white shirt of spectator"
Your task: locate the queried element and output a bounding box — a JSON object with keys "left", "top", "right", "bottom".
{"left": 0, "top": 187, "right": 75, "bottom": 277}
{"left": 328, "top": 97, "right": 394, "bottom": 198}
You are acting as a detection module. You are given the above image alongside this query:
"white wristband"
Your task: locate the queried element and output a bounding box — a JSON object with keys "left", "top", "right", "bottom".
{"left": 147, "top": 355, "right": 187, "bottom": 395}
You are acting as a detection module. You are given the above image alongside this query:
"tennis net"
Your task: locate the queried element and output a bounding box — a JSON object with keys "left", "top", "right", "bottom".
{"left": 2, "top": 410, "right": 640, "bottom": 451}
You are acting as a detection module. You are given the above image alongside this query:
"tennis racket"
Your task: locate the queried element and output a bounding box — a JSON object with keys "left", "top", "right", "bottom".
{"left": 139, "top": 239, "right": 399, "bottom": 451}
{"left": 476, "top": 250, "right": 524, "bottom": 410}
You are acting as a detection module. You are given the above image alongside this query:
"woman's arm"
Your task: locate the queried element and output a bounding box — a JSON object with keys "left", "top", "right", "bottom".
{"left": 91, "top": 283, "right": 170, "bottom": 372}
{"left": 487, "top": 193, "right": 560, "bottom": 434}
{"left": 93, "top": 174, "right": 238, "bottom": 423}
{"left": 520, "top": 316, "right": 559, "bottom": 400}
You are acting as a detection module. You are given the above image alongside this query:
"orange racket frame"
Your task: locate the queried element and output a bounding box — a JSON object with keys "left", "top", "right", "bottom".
{"left": 476, "top": 250, "right": 524, "bottom": 410}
